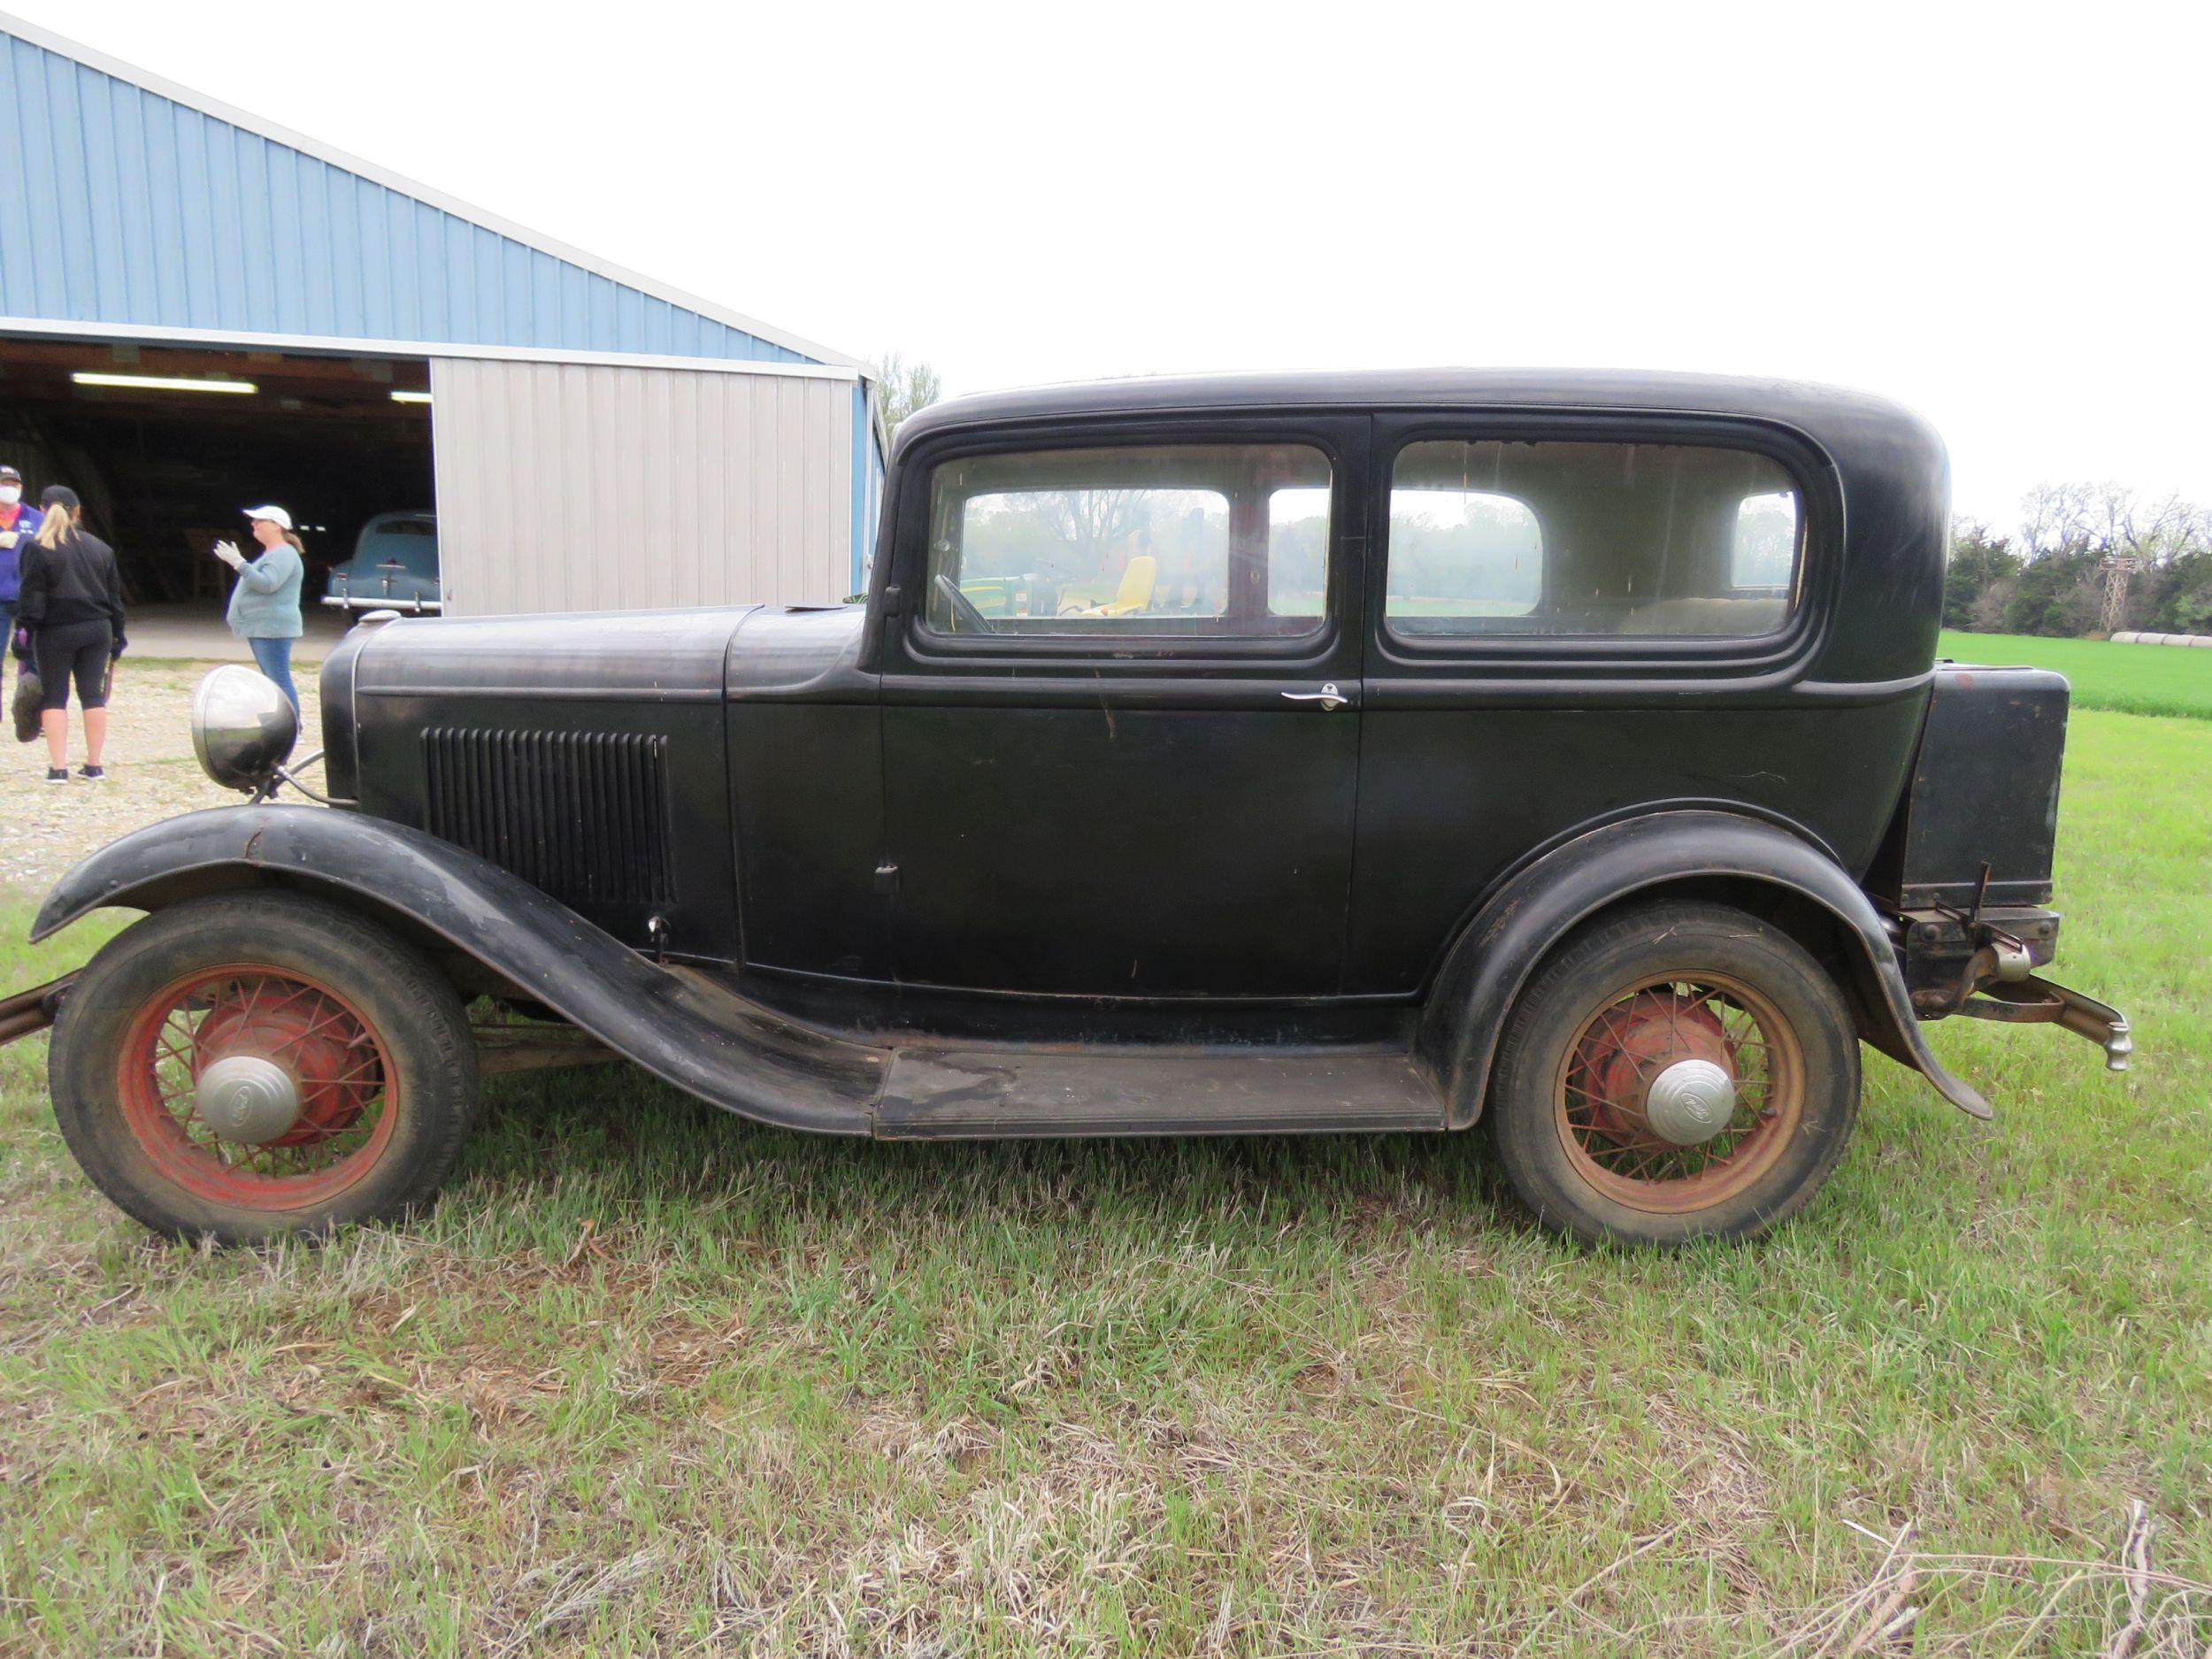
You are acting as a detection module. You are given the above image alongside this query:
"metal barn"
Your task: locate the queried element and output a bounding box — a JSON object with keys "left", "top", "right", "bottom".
{"left": 0, "top": 12, "right": 883, "bottom": 620}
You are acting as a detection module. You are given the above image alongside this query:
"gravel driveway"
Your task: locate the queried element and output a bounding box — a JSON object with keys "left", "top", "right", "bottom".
{"left": 1, "top": 660, "right": 322, "bottom": 894}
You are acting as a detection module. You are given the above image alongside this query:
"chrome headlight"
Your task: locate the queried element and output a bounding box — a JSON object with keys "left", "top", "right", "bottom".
{"left": 191, "top": 664, "right": 297, "bottom": 793}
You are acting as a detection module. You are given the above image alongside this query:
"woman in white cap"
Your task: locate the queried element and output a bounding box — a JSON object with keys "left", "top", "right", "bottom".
{"left": 213, "top": 505, "right": 305, "bottom": 710}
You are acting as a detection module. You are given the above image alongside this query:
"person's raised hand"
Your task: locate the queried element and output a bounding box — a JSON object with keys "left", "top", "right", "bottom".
{"left": 213, "top": 540, "right": 245, "bottom": 569}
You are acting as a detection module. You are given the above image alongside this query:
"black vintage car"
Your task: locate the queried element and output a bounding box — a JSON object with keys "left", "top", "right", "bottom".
{"left": 1, "top": 371, "right": 2131, "bottom": 1248}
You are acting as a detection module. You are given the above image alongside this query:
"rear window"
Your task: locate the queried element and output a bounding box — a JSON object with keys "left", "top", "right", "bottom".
{"left": 1386, "top": 440, "right": 1802, "bottom": 639}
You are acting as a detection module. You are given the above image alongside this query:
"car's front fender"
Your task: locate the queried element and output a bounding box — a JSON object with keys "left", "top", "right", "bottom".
{"left": 1417, "top": 810, "right": 1993, "bottom": 1127}
{"left": 32, "top": 806, "right": 885, "bottom": 1134}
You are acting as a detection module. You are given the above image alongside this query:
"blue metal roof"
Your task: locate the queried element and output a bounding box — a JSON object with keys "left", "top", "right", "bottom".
{"left": 0, "top": 18, "right": 855, "bottom": 367}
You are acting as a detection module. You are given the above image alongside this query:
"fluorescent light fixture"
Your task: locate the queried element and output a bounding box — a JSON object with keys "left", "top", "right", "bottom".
{"left": 389, "top": 389, "right": 433, "bottom": 404}
{"left": 73, "top": 371, "right": 257, "bottom": 395}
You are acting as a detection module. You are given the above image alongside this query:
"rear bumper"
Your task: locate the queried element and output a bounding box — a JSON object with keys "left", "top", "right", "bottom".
{"left": 1890, "top": 905, "right": 2130, "bottom": 1074}
{"left": 1955, "top": 976, "right": 2132, "bottom": 1071}
{"left": 322, "top": 594, "right": 441, "bottom": 613}
{"left": 1895, "top": 905, "right": 2060, "bottom": 1013}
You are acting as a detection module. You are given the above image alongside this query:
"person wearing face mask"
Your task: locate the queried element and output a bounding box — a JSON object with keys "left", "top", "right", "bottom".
{"left": 212, "top": 504, "right": 305, "bottom": 711}
{"left": 0, "top": 465, "right": 35, "bottom": 694}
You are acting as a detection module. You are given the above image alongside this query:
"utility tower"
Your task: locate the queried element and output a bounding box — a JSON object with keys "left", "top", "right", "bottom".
{"left": 2101, "top": 556, "right": 2140, "bottom": 634}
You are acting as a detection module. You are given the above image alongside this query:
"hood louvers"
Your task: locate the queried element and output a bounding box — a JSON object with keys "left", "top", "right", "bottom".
{"left": 421, "top": 727, "right": 672, "bottom": 910}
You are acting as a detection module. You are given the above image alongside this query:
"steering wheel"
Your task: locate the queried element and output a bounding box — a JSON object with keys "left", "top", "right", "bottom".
{"left": 933, "top": 573, "right": 994, "bottom": 634}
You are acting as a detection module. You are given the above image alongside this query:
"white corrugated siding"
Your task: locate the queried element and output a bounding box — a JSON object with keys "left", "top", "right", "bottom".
{"left": 429, "top": 357, "right": 852, "bottom": 615}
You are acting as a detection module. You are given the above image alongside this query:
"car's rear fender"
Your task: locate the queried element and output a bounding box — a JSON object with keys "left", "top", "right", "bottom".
{"left": 1417, "top": 809, "right": 1993, "bottom": 1127}
{"left": 29, "top": 806, "right": 885, "bottom": 1134}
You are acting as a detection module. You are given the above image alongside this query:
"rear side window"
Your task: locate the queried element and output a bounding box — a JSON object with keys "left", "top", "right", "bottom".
{"left": 1386, "top": 440, "right": 1802, "bottom": 639}
{"left": 924, "top": 443, "right": 1331, "bottom": 638}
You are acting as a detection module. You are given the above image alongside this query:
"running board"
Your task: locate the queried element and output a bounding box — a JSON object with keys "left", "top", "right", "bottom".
{"left": 875, "top": 1048, "right": 1447, "bottom": 1139}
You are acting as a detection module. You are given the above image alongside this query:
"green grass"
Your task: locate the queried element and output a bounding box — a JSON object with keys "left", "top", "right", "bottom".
{"left": 1941, "top": 629, "right": 2212, "bottom": 719}
{"left": 2, "top": 710, "right": 2208, "bottom": 1655}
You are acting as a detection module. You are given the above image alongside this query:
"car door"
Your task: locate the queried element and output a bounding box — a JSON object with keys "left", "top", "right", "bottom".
{"left": 879, "top": 414, "right": 1367, "bottom": 999}
{"left": 1345, "top": 411, "right": 1885, "bottom": 995}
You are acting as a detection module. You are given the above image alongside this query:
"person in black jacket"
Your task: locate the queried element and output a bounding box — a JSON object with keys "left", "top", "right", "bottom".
{"left": 12, "top": 485, "right": 126, "bottom": 782}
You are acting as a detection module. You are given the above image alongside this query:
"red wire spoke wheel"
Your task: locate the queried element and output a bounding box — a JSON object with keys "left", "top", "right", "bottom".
{"left": 49, "top": 893, "right": 477, "bottom": 1244}
{"left": 117, "top": 966, "right": 399, "bottom": 1210}
{"left": 1488, "top": 901, "right": 1860, "bottom": 1248}
{"left": 1553, "top": 973, "right": 1802, "bottom": 1214}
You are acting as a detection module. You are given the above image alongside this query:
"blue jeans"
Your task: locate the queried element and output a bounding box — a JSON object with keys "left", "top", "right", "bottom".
{"left": 249, "top": 635, "right": 299, "bottom": 712}
{"left": 0, "top": 602, "right": 12, "bottom": 687}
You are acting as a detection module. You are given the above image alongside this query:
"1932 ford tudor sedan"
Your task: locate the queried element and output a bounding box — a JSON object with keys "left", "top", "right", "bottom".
{"left": 1, "top": 371, "right": 2131, "bottom": 1248}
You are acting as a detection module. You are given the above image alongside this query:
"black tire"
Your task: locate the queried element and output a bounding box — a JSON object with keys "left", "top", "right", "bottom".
{"left": 1486, "top": 899, "right": 1859, "bottom": 1248}
{"left": 49, "top": 891, "right": 478, "bottom": 1245}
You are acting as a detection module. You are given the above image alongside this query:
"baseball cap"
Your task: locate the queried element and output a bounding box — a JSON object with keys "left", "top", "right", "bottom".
{"left": 0, "top": 465, "right": 20, "bottom": 484}
{"left": 242, "top": 503, "right": 295, "bottom": 531}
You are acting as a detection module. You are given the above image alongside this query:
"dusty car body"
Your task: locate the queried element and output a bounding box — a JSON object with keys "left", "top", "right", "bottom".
{"left": 4, "top": 371, "right": 2128, "bottom": 1247}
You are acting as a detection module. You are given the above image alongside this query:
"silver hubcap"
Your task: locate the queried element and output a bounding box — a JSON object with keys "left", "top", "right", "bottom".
{"left": 1643, "top": 1057, "right": 1738, "bottom": 1146}
{"left": 194, "top": 1054, "right": 301, "bottom": 1145}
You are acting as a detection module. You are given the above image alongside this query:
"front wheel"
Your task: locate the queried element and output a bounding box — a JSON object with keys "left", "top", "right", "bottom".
{"left": 50, "top": 892, "right": 479, "bottom": 1244}
{"left": 1486, "top": 900, "right": 1860, "bottom": 1248}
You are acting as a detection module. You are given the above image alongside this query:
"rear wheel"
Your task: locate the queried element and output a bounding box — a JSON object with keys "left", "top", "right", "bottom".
{"left": 1486, "top": 900, "right": 1859, "bottom": 1247}
{"left": 50, "top": 893, "right": 478, "bottom": 1244}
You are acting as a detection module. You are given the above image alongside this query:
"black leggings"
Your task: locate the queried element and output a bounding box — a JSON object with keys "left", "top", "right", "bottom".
{"left": 34, "top": 619, "right": 113, "bottom": 711}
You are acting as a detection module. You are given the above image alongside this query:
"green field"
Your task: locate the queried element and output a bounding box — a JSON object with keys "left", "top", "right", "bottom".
{"left": 2, "top": 710, "right": 2208, "bottom": 1655}
{"left": 1941, "top": 629, "right": 2212, "bottom": 719}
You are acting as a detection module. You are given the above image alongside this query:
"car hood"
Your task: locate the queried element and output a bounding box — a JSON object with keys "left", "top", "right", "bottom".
{"left": 350, "top": 607, "right": 761, "bottom": 701}
{"left": 343, "top": 603, "right": 872, "bottom": 703}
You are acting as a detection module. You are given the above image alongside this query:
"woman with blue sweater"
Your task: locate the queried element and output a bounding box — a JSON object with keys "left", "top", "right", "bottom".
{"left": 214, "top": 504, "right": 304, "bottom": 711}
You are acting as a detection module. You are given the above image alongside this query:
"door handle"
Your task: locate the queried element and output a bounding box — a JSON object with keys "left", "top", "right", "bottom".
{"left": 1281, "top": 682, "right": 1349, "bottom": 711}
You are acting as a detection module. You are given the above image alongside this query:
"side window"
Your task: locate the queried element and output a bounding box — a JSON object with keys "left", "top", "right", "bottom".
{"left": 1386, "top": 440, "right": 1803, "bottom": 639}
{"left": 924, "top": 442, "right": 1331, "bottom": 638}
{"left": 1266, "top": 485, "right": 1331, "bottom": 618}
{"left": 1386, "top": 487, "right": 1543, "bottom": 623}
{"left": 1731, "top": 491, "right": 1800, "bottom": 589}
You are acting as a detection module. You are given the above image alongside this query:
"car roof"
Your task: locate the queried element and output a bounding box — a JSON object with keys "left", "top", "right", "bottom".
{"left": 894, "top": 367, "right": 1939, "bottom": 466}
{"left": 888, "top": 368, "right": 1952, "bottom": 690}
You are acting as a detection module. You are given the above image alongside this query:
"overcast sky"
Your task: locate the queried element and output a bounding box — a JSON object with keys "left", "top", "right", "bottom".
{"left": 19, "top": 0, "right": 2208, "bottom": 526}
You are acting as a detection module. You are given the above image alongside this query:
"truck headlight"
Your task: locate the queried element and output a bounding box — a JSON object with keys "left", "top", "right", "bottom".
{"left": 191, "top": 664, "right": 297, "bottom": 794}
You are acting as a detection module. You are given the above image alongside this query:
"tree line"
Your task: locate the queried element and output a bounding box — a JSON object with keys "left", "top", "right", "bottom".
{"left": 1947, "top": 483, "right": 2212, "bottom": 636}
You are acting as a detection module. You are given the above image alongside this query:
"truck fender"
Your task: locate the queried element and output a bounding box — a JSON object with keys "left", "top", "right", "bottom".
{"left": 30, "top": 806, "right": 885, "bottom": 1135}
{"left": 1417, "top": 810, "right": 1993, "bottom": 1127}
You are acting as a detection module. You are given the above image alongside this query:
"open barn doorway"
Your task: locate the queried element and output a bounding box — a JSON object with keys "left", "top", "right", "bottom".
{"left": 0, "top": 335, "right": 433, "bottom": 659}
